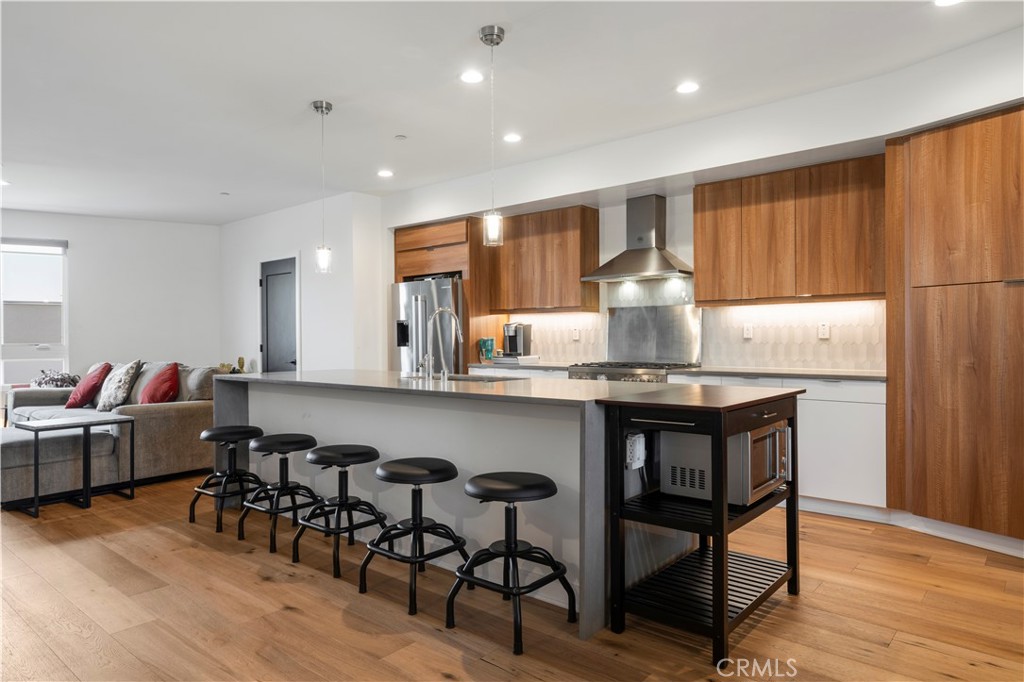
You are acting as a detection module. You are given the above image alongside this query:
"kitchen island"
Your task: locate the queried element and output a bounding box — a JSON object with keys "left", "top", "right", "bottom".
{"left": 214, "top": 369, "right": 802, "bottom": 640}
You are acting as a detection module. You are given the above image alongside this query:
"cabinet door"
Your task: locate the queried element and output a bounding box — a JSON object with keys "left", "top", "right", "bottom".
{"left": 909, "top": 107, "right": 1023, "bottom": 287}
{"left": 395, "top": 220, "right": 468, "bottom": 252}
{"left": 394, "top": 243, "right": 468, "bottom": 282}
{"left": 694, "top": 180, "right": 743, "bottom": 302}
{"left": 720, "top": 376, "right": 783, "bottom": 388}
{"left": 494, "top": 206, "right": 598, "bottom": 311}
{"left": 795, "top": 155, "right": 885, "bottom": 296}
{"left": 910, "top": 281, "right": 1024, "bottom": 538}
{"left": 667, "top": 374, "right": 722, "bottom": 385}
{"left": 742, "top": 170, "right": 796, "bottom": 299}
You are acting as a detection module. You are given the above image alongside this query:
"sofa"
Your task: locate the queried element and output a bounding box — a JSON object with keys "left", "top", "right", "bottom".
{"left": 3, "top": 362, "right": 219, "bottom": 504}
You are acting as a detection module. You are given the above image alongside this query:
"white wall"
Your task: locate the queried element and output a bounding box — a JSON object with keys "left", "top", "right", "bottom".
{"left": 381, "top": 27, "right": 1023, "bottom": 228}
{"left": 219, "top": 192, "right": 388, "bottom": 372}
{"left": 0, "top": 209, "right": 222, "bottom": 375}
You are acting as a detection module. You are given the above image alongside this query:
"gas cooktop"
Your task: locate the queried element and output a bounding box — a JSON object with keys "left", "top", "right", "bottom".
{"left": 570, "top": 361, "right": 701, "bottom": 370}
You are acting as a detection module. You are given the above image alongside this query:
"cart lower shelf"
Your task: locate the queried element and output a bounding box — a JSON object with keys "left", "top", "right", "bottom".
{"left": 624, "top": 549, "right": 791, "bottom": 635}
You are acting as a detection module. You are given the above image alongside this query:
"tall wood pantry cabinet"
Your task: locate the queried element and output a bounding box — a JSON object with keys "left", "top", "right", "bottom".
{"left": 886, "top": 105, "right": 1023, "bottom": 538}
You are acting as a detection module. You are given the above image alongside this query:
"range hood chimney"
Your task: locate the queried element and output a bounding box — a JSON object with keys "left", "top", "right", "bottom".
{"left": 581, "top": 194, "right": 693, "bottom": 282}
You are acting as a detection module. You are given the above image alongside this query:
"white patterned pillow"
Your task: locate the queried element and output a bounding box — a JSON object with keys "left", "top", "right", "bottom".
{"left": 96, "top": 359, "right": 142, "bottom": 412}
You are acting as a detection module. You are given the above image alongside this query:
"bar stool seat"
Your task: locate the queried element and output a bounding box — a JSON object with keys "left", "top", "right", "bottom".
{"left": 359, "top": 457, "right": 470, "bottom": 615}
{"left": 446, "top": 471, "right": 576, "bottom": 655}
{"left": 292, "top": 444, "right": 388, "bottom": 578}
{"left": 237, "top": 433, "right": 320, "bottom": 553}
{"left": 189, "top": 425, "right": 265, "bottom": 532}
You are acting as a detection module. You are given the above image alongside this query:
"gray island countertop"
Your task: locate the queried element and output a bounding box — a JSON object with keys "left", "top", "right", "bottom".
{"left": 216, "top": 368, "right": 677, "bottom": 406}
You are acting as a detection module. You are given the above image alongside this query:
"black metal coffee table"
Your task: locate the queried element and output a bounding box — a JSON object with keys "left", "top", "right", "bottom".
{"left": 13, "top": 414, "right": 136, "bottom": 518}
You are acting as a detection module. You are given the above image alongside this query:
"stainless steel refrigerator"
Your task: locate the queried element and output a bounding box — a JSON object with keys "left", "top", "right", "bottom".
{"left": 391, "top": 276, "right": 464, "bottom": 377}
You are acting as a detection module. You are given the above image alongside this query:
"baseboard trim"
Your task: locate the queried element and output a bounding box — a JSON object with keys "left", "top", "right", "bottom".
{"left": 799, "top": 496, "right": 1024, "bottom": 557}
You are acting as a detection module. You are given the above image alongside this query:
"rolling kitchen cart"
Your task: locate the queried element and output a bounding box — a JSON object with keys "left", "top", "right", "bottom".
{"left": 599, "top": 385, "right": 803, "bottom": 666}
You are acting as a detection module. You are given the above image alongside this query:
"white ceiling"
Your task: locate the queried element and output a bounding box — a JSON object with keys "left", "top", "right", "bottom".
{"left": 2, "top": 1, "right": 1021, "bottom": 225}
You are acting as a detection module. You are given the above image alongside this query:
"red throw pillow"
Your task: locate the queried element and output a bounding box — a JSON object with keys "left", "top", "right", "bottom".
{"left": 139, "top": 362, "right": 179, "bottom": 404}
{"left": 65, "top": 363, "right": 112, "bottom": 408}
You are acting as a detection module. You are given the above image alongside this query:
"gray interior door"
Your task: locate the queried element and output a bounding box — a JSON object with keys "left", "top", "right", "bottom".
{"left": 261, "top": 258, "right": 297, "bottom": 372}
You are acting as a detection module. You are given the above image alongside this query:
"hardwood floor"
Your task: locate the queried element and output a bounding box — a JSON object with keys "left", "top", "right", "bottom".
{"left": 2, "top": 477, "right": 1021, "bottom": 681}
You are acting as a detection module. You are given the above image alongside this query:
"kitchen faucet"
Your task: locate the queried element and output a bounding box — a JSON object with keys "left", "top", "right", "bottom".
{"left": 424, "top": 307, "right": 463, "bottom": 381}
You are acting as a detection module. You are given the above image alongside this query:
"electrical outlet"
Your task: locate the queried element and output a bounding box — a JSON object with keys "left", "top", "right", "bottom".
{"left": 817, "top": 322, "right": 830, "bottom": 340}
{"left": 572, "top": 328, "right": 581, "bottom": 341}
{"left": 743, "top": 323, "right": 754, "bottom": 340}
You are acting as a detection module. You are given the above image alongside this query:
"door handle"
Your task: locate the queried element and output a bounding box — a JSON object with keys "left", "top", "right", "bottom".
{"left": 289, "top": 360, "right": 297, "bottom": 365}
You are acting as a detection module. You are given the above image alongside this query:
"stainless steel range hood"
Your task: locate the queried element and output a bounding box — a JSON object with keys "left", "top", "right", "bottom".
{"left": 581, "top": 194, "right": 693, "bottom": 282}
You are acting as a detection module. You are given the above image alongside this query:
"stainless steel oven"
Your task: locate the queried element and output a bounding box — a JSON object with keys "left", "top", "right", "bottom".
{"left": 659, "top": 420, "right": 789, "bottom": 506}
{"left": 567, "top": 361, "right": 699, "bottom": 382}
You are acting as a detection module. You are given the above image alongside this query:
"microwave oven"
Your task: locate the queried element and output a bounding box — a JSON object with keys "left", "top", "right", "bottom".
{"left": 658, "top": 421, "right": 790, "bottom": 506}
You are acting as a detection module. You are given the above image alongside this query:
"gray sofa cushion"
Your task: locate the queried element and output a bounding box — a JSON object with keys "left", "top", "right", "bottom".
{"left": 1, "top": 427, "right": 116, "bottom": 467}
{"left": 177, "top": 365, "right": 217, "bottom": 402}
{"left": 11, "top": 406, "right": 102, "bottom": 423}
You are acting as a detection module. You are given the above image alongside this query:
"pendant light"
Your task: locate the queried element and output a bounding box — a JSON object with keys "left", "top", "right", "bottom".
{"left": 312, "top": 99, "right": 333, "bottom": 273}
{"left": 480, "top": 25, "right": 505, "bottom": 247}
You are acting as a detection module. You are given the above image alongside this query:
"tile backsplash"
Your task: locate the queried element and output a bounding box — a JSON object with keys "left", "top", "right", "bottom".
{"left": 508, "top": 312, "right": 606, "bottom": 364}
{"left": 701, "top": 300, "right": 886, "bottom": 370}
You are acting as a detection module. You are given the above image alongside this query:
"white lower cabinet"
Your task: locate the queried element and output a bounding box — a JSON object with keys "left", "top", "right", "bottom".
{"left": 667, "top": 374, "right": 722, "bottom": 385}
{"left": 468, "top": 367, "right": 569, "bottom": 379}
{"left": 720, "top": 376, "right": 783, "bottom": 388}
{"left": 781, "top": 379, "right": 886, "bottom": 507}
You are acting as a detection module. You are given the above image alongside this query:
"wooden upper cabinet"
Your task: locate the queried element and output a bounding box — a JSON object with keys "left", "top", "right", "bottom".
{"left": 494, "top": 206, "right": 599, "bottom": 312}
{"left": 394, "top": 219, "right": 470, "bottom": 282}
{"left": 741, "top": 170, "right": 796, "bottom": 299}
{"left": 693, "top": 180, "right": 743, "bottom": 301}
{"left": 908, "top": 106, "right": 1023, "bottom": 287}
{"left": 394, "top": 220, "right": 467, "bottom": 252}
{"left": 795, "top": 155, "right": 885, "bottom": 296}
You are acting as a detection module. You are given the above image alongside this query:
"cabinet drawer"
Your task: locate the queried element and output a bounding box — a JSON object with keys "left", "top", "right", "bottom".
{"left": 781, "top": 378, "right": 886, "bottom": 404}
{"left": 720, "top": 376, "right": 784, "bottom": 388}
{"left": 395, "top": 220, "right": 468, "bottom": 252}
{"left": 667, "top": 374, "right": 722, "bottom": 385}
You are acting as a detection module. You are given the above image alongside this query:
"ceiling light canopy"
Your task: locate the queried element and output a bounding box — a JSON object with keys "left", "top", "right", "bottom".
{"left": 934, "top": 0, "right": 962, "bottom": 6}
{"left": 503, "top": 132, "right": 522, "bottom": 143}
{"left": 377, "top": 169, "right": 394, "bottom": 178}
{"left": 676, "top": 80, "right": 700, "bottom": 94}
{"left": 460, "top": 70, "right": 484, "bottom": 84}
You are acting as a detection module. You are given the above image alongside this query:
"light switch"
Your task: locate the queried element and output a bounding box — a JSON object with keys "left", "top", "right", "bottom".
{"left": 743, "top": 324, "right": 754, "bottom": 340}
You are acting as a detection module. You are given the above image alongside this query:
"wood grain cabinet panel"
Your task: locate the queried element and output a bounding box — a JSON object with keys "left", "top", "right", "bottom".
{"left": 909, "top": 281, "right": 1023, "bottom": 538}
{"left": 741, "top": 171, "right": 796, "bottom": 299}
{"left": 394, "top": 242, "right": 468, "bottom": 283}
{"left": 795, "top": 155, "right": 885, "bottom": 296}
{"left": 693, "top": 180, "right": 743, "bottom": 301}
{"left": 494, "top": 206, "right": 599, "bottom": 312}
{"left": 394, "top": 220, "right": 467, "bottom": 252}
{"left": 908, "top": 107, "right": 1023, "bottom": 287}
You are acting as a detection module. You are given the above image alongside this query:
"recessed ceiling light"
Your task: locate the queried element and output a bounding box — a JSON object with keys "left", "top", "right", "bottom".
{"left": 0, "top": 180, "right": 10, "bottom": 186}
{"left": 460, "top": 70, "right": 484, "bottom": 84}
{"left": 503, "top": 132, "right": 522, "bottom": 143}
{"left": 377, "top": 169, "right": 394, "bottom": 178}
{"left": 676, "top": 80, "right": 700, "bottom": 94}
{"left": 934, "top": 0, "right": 962, "bottom": 6}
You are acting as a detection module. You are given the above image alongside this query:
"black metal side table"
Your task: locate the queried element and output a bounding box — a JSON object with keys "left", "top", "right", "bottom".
{"left": 13, "top": 414, "right": 136, "bottom": 518}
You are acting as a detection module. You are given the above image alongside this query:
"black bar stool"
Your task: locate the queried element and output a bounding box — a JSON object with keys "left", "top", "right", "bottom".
{"left": 359, "top": 457, "right": 471, "bottom": 615}
{"left": 189, "top": 425, "right": 265, "bottom": 532}
{"left": 237, "top": 433, "right": 320, "bottom": 553}
{"left": 292, "top": 444, "right": 389, "bottom": 578}
{"left": 445, "top": 471, "right": 576, "bottom": 655}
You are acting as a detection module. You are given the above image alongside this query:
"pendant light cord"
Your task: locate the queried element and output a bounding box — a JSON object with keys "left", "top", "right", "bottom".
{"left": 489, "top": 43, "right": 496, "bottom": 212}
{"left": 320, "top": 102, "right": 326, "bottom": 244}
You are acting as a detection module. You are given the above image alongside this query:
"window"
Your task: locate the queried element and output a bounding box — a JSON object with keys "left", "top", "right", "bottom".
{"left": 1, "top": 239, "right": 68, "bottom": 385}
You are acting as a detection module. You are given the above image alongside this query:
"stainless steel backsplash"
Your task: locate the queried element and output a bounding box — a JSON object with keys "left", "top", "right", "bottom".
{"left": 607, "top": 305, "right": 702, "bottom": 364}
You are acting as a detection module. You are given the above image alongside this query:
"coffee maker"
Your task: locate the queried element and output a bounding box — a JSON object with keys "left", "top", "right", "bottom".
{"left": 503, "top": 323, "right": 532, "bottom": 357}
